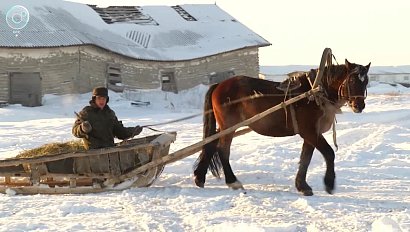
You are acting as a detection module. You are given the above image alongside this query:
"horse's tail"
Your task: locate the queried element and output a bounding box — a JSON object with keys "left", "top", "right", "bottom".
{"left": 194, "top": 83, "right": 222, "bottom": 178}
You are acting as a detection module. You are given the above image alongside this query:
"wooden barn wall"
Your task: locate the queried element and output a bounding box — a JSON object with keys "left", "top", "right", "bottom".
{"left": 0, "top": 72, "right": 8, "bottom": 101}
{"left": 170, "top": 47, "right": 260, "bottom": 90}
{"left": 77, "top": 47, "right": 110, "bottom": 93}
{"left": 81, "top": 46, "right": 260, "bottom": 92}
{"left": 80, "top": 45, "right": 162, "bottom": 91}
{"left": 0, "top": 45, "right": 261, "bottom": 101}
{"left": 121, "top": 47, "right": 260, "bottom": 91}
{"left": 0, "top": 47, "right": 79, "bottom": 100}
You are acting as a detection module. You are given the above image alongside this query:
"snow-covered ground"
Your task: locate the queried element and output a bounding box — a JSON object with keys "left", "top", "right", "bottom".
{"left": 0, "top": 82, "right": 409, "bottom": 231}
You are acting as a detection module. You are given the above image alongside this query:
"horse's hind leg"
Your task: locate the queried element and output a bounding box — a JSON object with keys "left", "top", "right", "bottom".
{"left": 218, "top": 133, "right": 243, "bottom": 190}
{"left": 194, "top": 140, "right": 218, "bottom": 188}
{"left": 295, "top": 140, "right": 315, "bottom": 196}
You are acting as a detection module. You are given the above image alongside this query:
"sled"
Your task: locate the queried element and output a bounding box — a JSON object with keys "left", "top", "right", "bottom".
{"left": 0, "top": 133, "right": 176, "bottom": 194}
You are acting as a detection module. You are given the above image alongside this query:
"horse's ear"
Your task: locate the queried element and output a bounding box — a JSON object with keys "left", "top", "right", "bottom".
{"left": 365, "top": 62, "right": 371, "bottom": 71}
{"left": 345, "top": 59, "right": 352, "bottom": 69}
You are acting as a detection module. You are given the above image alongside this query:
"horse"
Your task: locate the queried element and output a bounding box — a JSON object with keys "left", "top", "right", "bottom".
{"left": 193, "top": 59, "right": 371, "bottom": 196}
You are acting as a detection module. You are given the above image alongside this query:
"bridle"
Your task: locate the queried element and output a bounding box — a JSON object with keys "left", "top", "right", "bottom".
{"left": 337, "top": 68, "right": 368, "bottom": 102}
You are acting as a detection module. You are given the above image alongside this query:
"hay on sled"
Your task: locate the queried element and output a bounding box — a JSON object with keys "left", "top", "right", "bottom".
{"left": 16, "top": 140, "right": 85, "bottom": 159}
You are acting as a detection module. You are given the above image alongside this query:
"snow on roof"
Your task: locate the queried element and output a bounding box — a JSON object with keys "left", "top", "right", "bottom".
{"left": 0, "top": 0, "right": 271, "bottom": 61}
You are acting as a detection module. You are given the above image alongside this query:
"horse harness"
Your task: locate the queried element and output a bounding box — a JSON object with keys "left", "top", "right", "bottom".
{"left": 276, "top": 69, "right": 361, "bottom": 149}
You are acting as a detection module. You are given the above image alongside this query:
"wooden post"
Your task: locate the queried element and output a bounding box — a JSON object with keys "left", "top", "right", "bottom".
{"left": 111, "top": 87, "right": 321, "bottom": 184}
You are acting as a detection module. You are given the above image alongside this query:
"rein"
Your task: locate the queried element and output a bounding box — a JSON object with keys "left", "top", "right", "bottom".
{"left": 140, "top": 91, "right": 294, "bottom": 131}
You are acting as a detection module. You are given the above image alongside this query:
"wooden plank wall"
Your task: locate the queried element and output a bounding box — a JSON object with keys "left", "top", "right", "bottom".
{"left": 0, "top": 45, "right": 262, "bottom": 99}
{"left": 78, "top": 49, "right": 108, "bottom": 92}
{"left": 0, "top": 72, "right": 9, "bottom": 102}
{"left": 120, "top": 47, "right": 261, "bottom": 92}
{"left": 0, "top": 47, "right": 79, "bottom": 97}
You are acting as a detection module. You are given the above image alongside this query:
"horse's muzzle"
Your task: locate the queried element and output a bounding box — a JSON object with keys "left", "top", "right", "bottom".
{"left": 349, "top": 99, "right": 365, "bottom": 113}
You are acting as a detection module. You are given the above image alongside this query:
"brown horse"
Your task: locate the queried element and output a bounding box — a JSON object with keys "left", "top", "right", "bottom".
{"left": 193, "top": 59, "right": 371, "bottom": 196}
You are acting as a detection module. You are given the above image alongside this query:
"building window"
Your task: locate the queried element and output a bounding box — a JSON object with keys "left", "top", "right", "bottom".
{"left": 161, "top": 72, "right": 178, "bottom": 93}
{"left": 403, "top": 76, "right": 409, "bottom": 81}
{"left": 107, "top": 63, "right": 124, "bottom": 92}
{"left": 206, "top": 70, "right": 236, "bottom": 85}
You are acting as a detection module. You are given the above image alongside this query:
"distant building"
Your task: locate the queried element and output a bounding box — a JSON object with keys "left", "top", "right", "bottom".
{"left": 0, "top": 0, "right": 270, "bottom": 106}
{"left": 260, "top": 65, "right": 410, "bottom": 87}
{"left": 367, "top": 66, "right": 410, "bottom": 87}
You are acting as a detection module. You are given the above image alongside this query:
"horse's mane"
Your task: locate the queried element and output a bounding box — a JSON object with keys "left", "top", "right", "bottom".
{"left": 303, "top": 64, "right": 348, "bottom": 88}
{"left": 323, "top": 64, "right": 348, "bottom": 83}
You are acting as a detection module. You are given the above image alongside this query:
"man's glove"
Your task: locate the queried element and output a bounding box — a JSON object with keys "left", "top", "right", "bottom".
{"left": 81, "top": 121, "right": 92, "bottom": 133}
{"left": 134, "top": 125, "right": 143, "bottom": 135}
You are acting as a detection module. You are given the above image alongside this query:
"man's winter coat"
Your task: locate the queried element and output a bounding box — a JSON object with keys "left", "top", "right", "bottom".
{"left": 72, "top": 101, "right": 135, "bottom": 150}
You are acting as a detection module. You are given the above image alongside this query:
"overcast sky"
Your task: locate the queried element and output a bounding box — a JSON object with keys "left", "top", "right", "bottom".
{"left": 71, "top": 0, "right": 410, "bottom": 66}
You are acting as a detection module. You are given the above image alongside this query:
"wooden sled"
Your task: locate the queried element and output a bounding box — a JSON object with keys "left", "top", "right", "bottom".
{"left": 0, "top": 133, "right": 176, "bottom": 194}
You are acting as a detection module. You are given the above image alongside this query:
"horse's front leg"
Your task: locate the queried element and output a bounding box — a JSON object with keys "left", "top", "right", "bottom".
{"left": 311, "top": 134, "right": 336, "bottom": 194}
{"left": 295, "top": 140, "right": 315, "bottom": 196}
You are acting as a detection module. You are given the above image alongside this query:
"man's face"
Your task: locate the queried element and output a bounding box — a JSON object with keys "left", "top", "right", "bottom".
{"left": 95, "top": 96, "right": 107, "bottom": 109}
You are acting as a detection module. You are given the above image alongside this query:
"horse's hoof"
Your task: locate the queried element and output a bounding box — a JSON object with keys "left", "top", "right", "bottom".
{"left": 324, "top": 174, "right": 335, "bottom": 194}
{"left": 295, "top": 181, "right": 313, "bottom": 196}
{"left": 324, "top": 179, "right": 335, "bottom": 194}
{"left": 227, "top": 180, "right": 244, "bottom": 190}
{"left": 325, "top": 186, "right": 334, "bottom": 194}
{"left": 194, "top": 177, "right": 205, "bottom": 188}
{"left": 302, "top": 189, "right": 314, "bottom": 196}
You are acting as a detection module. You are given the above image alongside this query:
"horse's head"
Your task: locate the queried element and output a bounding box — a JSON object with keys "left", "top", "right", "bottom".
{"left": 338, "top": 59, "right": 371, "bottom": 113}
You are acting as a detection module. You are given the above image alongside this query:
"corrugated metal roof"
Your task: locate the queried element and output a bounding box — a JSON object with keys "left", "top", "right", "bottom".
{"left": 0, "top": 0, "right": 271, "bottom": 61}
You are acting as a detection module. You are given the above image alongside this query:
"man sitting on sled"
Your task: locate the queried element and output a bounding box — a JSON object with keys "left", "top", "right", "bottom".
{"left": 72, "top": 87, "right": 142, "bottom": 150}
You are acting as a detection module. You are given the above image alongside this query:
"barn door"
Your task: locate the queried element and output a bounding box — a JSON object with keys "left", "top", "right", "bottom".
{"left": 9, "top": 72, "right": 42, "bottom": 107}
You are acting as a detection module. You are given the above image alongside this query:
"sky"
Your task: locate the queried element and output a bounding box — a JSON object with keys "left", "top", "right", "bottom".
{"left": 71, "top": 0, "right": 410, "bottom": 66}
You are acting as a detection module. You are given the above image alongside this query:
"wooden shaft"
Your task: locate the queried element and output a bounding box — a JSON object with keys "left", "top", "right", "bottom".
{"left": 312, "top": 48, "right": 332, "bottom": 89}
{"left": 115, "top": 87, "right": 321, "bottom": 182}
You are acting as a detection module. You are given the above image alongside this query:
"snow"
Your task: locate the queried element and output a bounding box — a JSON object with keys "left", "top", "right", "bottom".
{"left": 0, "top": 82, "right": 410, "bottom": 231}
{"left": 371, "top": 216, "right": 403, "bottom": 232}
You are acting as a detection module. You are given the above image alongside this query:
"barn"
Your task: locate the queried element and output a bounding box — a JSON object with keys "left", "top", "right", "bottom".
{"left": 0, "top": 0, "right": 270, "bottom": 106}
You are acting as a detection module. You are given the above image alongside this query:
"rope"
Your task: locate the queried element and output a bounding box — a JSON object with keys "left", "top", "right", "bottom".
{"left": 142, "top": 113, "right": 202, "bottom": 128}
{"left": 139, "top": 91, "right": 299, "bottom": 130}
{"left": 332, "top": 118, "right": 338, "bottom": 151}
